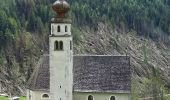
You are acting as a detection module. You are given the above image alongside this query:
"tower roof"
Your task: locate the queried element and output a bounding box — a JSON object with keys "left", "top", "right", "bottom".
{"left": 52, "top": 0, "right": 70, "bottom": 17}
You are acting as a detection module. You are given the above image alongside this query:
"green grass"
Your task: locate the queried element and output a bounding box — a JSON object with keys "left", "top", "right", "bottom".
{"left": 19, "top": 96, "right": 26, "bottom": 100}
{"left": 0, "top": 96, "right": 26, "bottom": 100}
{"left": 0, "top": 96, "right": 8, "bottom": 100}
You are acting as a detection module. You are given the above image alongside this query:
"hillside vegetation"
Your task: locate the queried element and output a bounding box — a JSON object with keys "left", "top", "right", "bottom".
{"left": 0, "top": 0, "right": 170, "bottom": 98}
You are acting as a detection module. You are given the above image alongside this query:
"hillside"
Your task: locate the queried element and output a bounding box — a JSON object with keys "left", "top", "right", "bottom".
{"left": 0, "top": 0, "right": 170, "bottom": 98}
{"left": 73, "top": 23, "right": 170, "bottom": 98}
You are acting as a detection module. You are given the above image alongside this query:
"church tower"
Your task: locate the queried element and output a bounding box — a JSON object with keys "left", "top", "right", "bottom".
{"left": 50, "top": 0, "right": 73, "bottom": 100}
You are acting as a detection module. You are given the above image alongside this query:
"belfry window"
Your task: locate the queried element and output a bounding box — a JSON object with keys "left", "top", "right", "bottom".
{"left": 57, "top": 25, "right": 61, "bottom": 32}
{"left": 88, "top": 95, "right": 93, "bottom": 100}
{"left": 55, "top": 41, "right": 59, "bottom": 50}
{"left": 59, "top": 41, "right": 63, "bottom": 50}
{"left": 110, "top": 96, "right": 116, "bottom": 100}
{"left": 65, "top": 25, "right": 68, "bottom": 32}
{"left": 54, "top": 41, "right": 64, "bottom": 50}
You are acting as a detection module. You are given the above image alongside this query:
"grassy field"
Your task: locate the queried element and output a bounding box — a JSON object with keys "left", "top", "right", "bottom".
{"left": 0, "top": 96, "right": 8, "bottom": 100}
{"left": 0, "top": 96, "right": 26, "bottom": 100}
{"left": 19, "top": 97, "right": 26, "bottom": 100}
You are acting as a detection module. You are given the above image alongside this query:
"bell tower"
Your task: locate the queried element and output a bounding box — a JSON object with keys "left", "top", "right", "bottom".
{"left": 50, "top": 0, "right": 73, "bottom": 100}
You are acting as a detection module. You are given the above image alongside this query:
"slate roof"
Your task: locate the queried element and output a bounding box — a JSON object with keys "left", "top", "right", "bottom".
{"left": 27, "top": 54, "right": 49, "bottom": 91}
{"left": 27, "top": 55, "right": 131, "bottom": 93}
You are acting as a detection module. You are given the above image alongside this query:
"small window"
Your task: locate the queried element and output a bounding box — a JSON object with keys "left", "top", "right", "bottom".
{"left": 88, "top": 95, "right": 93, "bottom": 100}
{"left": 65, "top": 26, "right": 68, "bottom": 32}
{"left": 58, "top": 25, "right": 61, "bottom": 32}
{"left": 42, "top": 94, "right": 49, "bottom": 98}
{"left": 110, "top": 96, "right": 116, "bottom": 100}
{"left": 70, "top": 41, "right": 72, "bottom": 50}
{"left": 55, "top": 41, "right": 59, "bottom": 50}
{"left": 52, "top": 26, "right": 54, "bottom": 34}
{"left": 59, "top": 41, "right": 63, "bottom": 50}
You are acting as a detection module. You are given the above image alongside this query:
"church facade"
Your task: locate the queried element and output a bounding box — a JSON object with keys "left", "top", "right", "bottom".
{"left": 26, "top": 0, "right": 131, "bottom": 100}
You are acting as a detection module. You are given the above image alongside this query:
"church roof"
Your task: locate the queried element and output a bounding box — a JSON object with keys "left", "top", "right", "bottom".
{"left": 73, "top": 55, "right": 131, "bottom": 93}
{"left": 27, "top": 55, "right": 131, "bottom": 93}
{"left": 27, "top": 54, "right": 50, "bottom": 91}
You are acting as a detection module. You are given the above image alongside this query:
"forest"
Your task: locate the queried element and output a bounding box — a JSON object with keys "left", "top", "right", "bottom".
{"left": 1, "top": 0, "right": 170, "bottom": 47}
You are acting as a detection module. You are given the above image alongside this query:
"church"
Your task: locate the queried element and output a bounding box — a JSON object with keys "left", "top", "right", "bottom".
{"left": 26, "top": 0, "right": 131, "bottom": 100}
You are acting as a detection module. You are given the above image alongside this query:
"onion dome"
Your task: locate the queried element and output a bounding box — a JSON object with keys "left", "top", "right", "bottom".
{"left": 52, "top": 0, "right": 70, "bottom": 17}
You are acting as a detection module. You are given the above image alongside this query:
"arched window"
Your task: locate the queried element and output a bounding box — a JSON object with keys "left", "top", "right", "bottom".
{"left": 55, "top": 41, "right": 59, "bottom": 50}
{"left": 42, "top": 94, "right": 49, "bottom": 98}
{"left": 59, "top": 41, "right": 63, "bottom": 50}
{"left": 58, "top": 25, "right": 61, "bottom": 32}
{"left": 110, "top": 96, "right": 116, "bottom": 100}
{"left": 54, "top": 41, "right": 64, "bottom": 50}
{"left": 65, "top": 25, "right": 68, "bottom": 32}
{"left": 88, "top": 95, "right": 93, "bottom": 100}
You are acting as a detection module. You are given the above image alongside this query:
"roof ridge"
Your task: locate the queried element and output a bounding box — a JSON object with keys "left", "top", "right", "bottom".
{"left": 73, "top": 55, "right": 129, "bottom": 57}
{"left": 41, "top": 53, "right": 129, "bottom": 57}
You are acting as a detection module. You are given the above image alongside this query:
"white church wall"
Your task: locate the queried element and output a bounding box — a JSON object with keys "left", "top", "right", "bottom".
{"left": 26, "top": 90, "right": 50, "bottom": 100}
{"left": 27, "top": 90, "right": 130, "bottom": 100}
{"left": 73, "top": 92, "right": 131, "bottom": 100}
